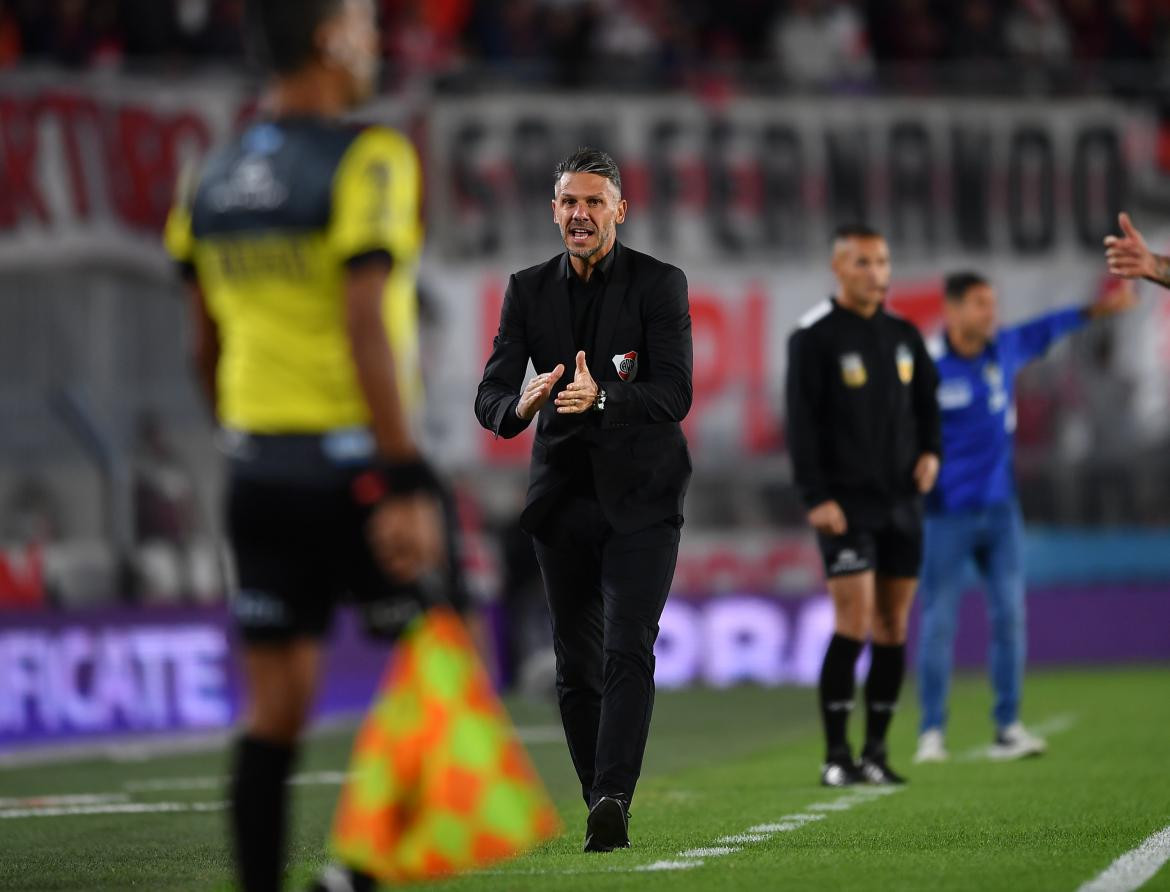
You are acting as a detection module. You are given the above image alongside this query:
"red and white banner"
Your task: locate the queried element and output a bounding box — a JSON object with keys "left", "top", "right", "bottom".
{"left": 2, "top": 77, "right": 1168, "bottom": 461}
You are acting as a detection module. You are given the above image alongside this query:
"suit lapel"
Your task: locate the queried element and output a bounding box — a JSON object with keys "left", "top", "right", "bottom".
{"left": 594, "top": 242, "right": 631, "bottom": 381}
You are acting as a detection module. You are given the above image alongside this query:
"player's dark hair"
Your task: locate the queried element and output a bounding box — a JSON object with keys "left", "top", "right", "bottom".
{"left": 554, "top": 147, "right": 622, "bottom": 196}
{"left": 246, "top": 0, "right": 344, "bottom": 74}
{"left": 831, "top": 223, "right": 883, "bottom": 242}
{"left": 944, "top": 271, "right": 991, "bottom": 303}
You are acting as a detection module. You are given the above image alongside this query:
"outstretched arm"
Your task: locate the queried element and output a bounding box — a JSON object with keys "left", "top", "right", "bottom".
{"left": 1005, "top": 282, "right": 1136, "bottom": 366}
{"left": 1104, "top": 212, "right": 1170, "bottom": 288}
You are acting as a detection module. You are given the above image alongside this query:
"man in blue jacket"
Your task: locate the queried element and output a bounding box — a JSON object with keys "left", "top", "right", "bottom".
{"left": 915, "top": 271, "right": 1135, "bottom": 764}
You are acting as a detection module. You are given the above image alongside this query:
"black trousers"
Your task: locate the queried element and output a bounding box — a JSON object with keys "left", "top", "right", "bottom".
{"left": 531, "top": 492, "right": 681, "bottom": 808}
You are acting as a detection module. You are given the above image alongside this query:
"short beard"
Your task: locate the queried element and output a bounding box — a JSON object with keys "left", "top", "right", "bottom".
{"left": 564, "top": 225, "right": 611, "bottom": 260}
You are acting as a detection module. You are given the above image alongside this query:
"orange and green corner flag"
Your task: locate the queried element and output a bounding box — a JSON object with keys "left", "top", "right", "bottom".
{"left": 330, "top": 607, "right": 562, "bottom": 884}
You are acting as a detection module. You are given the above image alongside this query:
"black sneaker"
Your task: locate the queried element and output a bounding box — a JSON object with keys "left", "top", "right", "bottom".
{"left": 583, "top": 796, "right": 630, "bottom": 853}
{"left": 820, "top": 756, "right": 863, "bottom": 787}
{"left": 858, "top": 753, "right": 907, "bottom": 785}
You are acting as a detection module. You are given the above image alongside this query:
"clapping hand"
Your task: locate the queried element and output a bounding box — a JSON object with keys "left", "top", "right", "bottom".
{"left": 516, "top": 363, "right": 566, "bottom": 421}
{"left": 555, "top": 351, "right": 599, "bottom": 414}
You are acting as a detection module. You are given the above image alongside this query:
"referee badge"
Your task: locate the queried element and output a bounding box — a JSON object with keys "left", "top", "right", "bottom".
{"left": 840, "top": 353, "right": 867, "bottom": 388}
{"left": 612, "top": 350, "right": 638, "bottom": 382}
{"left": 896, "top": 343, "right": 914, "bottom": 384}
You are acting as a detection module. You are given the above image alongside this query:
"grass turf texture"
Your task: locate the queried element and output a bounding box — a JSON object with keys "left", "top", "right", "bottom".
{"left": 0, "top": 666, "right": 1167, "bottom": 891}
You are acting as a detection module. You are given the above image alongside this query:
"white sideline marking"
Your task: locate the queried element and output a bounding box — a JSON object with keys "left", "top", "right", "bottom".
{"left": 124, "top": 769, "right": 348, "bottom": 793}
{"left": 473, "top": 786, "right": 902, "bottom": 877}
{"left": 1076, "top": 825, "right": 1170, "bottom": 892}
{"left": 0, "top": 801, "right": 227, "bottom": 819}
{"left": 0, "top": 720, "right": 563, "bottom": 769}
{"left": 666, "top": 788, "right": 903, "bottom": 866}
{"left": 0, "top": 770, "right": 351, "bottom": 821}
{"left": 0, "top": 793, "right": 129, "bottom": 809}
{"left": 807, "top": 799, "right": 856, "bottom": 812}
{"left": 636, "top": 860, "right": 704, "bottom": 872}
{"left": 748, "top": 814, "right": 826, "bottom": 832}
{"left": 716, "top": 833, "right": 771, "bottom": 844}
{"left": 956, "top": 713, "right": 1079, "bottom": 762}
{"left": 745, "top": 822, "right": 801, "bottom": 834}
{"left": 851, "top": 786, "right": 902, "bottom": 797}
{"left": 678, "top": 846, "right": 739, "bottom": 858}
{"left": 124, "top": 776, "right": 223, "bottom": 793}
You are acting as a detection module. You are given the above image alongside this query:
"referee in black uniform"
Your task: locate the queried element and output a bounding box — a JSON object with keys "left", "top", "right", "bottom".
{"left": 786, "top": 224, "right": 941, "bottom": 786}
{"left": 476, "top": 147, "right": 692, "bottom": 852}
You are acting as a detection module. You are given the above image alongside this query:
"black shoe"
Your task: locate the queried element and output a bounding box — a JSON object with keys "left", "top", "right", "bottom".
{"left": 858, "top": 753, "right": 907, "bottom": 785}
{"left": 820, "top": 756, "right": 863, "bottom": 787}
{"left": 583, "top": 796, "right": 630, "bottom": 853}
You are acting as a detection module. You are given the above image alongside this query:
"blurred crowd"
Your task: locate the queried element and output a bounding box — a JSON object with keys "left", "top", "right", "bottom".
{"left": 1, "top": 0, "right": 1169, "bottom": 93}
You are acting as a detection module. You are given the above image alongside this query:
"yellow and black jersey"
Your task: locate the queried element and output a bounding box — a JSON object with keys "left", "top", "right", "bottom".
{"left": 164, "top": 117, "right": 423, "bottom": 434}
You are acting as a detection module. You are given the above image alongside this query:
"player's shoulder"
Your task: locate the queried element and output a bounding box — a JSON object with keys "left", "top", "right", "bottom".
{"left": 198, "top": 119, "right": 360, "bottom": 190}
{"left": 512, "top": 255, "right": 563, "bottom": 289}
{"left": 620, "top": 243, "right": 683, "bottom": 280}
{"left": 337, "top": 123, "right": 418, "bottom": 169}
{"left": 190, "top": 119, "right": 364, "bottom": 237}
{"left": 797, "top": 299, "right": 834, "bottom": 331}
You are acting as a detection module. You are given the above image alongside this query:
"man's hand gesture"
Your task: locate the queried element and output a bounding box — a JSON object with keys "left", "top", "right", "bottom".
{"left": 1104, "top": 213, "right": 1164, "bottom": 283}
{"left": 555, "top": 351, "right": 599, "bottom": 414}
{"left": 516, "top": 363, "right": 565, "bottom": 422}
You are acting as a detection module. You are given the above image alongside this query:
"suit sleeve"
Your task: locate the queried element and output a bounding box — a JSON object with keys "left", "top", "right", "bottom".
{"left": 785, "top": 328, "right": 831, "bottom": 509}
{"left": 600, "top": 266, "right": 693, "bottom": 428}
{"left": 912, "top": 329, "right": 942, "bottom": 456}
{"left": 475, "top": 274, "right": 532, "bottom": 439}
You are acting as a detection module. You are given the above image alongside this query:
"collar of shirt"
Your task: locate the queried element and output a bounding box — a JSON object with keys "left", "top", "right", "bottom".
{"left": 561, "top": 239, "right": 620, "bottom": 285}
{"left": 941, "top": 330, "right": 998, "bottom": 362}
{"left": 830, "top": 295, "right": 886, "bottom": 323}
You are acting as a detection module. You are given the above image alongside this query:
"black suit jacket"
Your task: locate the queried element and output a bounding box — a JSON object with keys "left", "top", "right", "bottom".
{"left": 475, "top": 242, "right": 693, "bottom": 535}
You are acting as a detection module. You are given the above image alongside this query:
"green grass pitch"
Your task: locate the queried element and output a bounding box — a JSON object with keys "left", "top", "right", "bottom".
{"left": 1, "top": 666, "right": 1168, "bottom": 891}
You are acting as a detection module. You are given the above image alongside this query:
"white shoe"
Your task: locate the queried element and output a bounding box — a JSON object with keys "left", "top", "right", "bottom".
{"left": 989, "top": 722, "right": 1047, "bottom": 760}
{"left": 914, "top": 729, "right": 949, "bottom": 764}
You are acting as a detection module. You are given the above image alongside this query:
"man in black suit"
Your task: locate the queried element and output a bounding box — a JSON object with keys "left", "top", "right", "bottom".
{"left": 475, "top": 147, "right": 693, "bottom": 853}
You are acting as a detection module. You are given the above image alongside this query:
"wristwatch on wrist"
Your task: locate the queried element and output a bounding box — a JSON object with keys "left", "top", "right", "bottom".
{"left": 592, "top": 388, "right": 606, "bottom": 412}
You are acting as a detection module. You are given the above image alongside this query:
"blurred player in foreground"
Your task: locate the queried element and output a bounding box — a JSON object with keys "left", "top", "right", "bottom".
{"left": 786, "top": 225, "right": 941, "bottom": 787}
{"left": 915, "top": 273, "right": 1136, "bottom": 764}
{"left": 165, "top": 1, "right": 556, "bottom": 889}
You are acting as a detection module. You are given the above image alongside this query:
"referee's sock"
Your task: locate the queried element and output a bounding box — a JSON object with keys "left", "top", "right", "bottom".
{"left": 231, "top": 734, "right": 297, "bottom": 892}
{"left": 819, "top": 633, "right": 864, "bottom": 761}
{"left": 863, "top": 642, "right": 906, "bottom": 759}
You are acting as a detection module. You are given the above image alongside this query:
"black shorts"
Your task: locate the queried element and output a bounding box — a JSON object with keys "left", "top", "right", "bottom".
{"left": 224, "top": 430, "right": 460, "bottom": 643}
{"left": 816, "top": 502, "right": 923, "bottom": 579}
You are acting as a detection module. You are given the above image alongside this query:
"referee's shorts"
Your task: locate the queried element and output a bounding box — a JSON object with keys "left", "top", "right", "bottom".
{"left": 815, "top": 499, "right": 923, "bottom": 579}
{"left": 221, "top": 428, "right": 458, "bottom": 644}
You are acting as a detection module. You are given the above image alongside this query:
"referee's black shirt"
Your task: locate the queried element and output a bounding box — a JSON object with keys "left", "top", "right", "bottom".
{"left": 785, "top": 298, "right": 941, "bottom": 526}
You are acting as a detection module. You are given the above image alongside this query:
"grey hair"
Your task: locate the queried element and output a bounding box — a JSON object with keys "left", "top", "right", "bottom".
{"left": 553, "top": 147, "right": 622, "bottom": 196}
